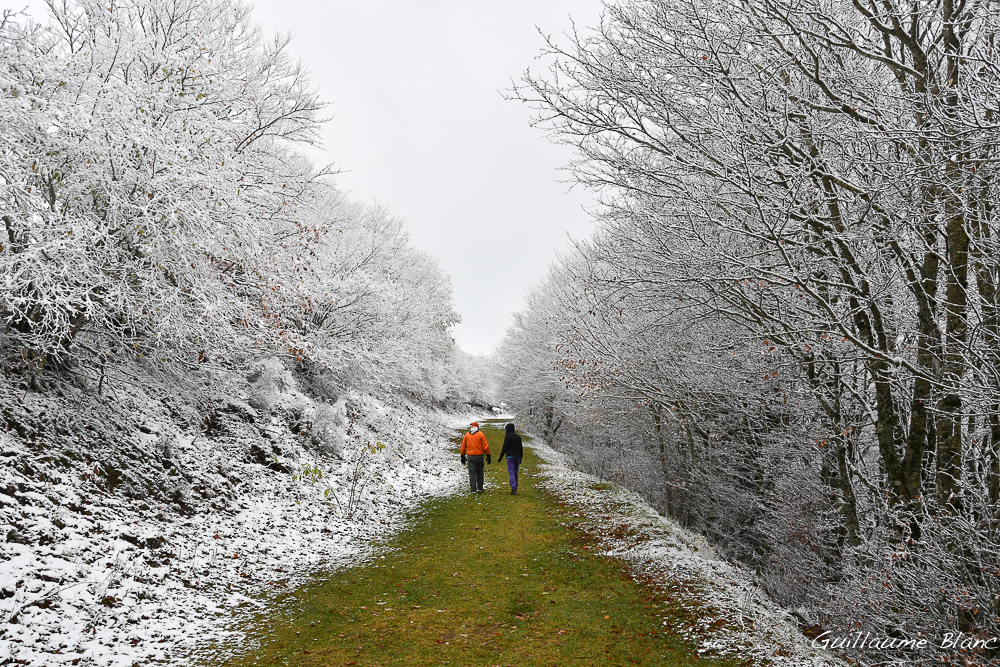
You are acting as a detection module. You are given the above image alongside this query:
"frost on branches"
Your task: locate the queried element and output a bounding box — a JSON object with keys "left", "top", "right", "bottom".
{"left": 0, "top": 2, "right": 489, "bottom": 665}
{"left": 0, "top": 0, "right": 475, "bottom": 401}
{"left": 503, "top": 1, "right": 1000, "bottom": 665}
{"left": 1, "top": 0, "right": 331, "bottom": 371}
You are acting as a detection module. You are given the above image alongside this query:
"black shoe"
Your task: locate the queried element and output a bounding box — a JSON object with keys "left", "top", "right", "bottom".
{"left": 510, "top": 489, "right": 517, "bottom": 495}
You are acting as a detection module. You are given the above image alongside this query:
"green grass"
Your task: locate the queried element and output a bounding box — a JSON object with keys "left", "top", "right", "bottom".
{"left": 217, "top": 422, "right": 740, "bottom": 667}
{"left": 587, "top": 482, "right": 617, "bottom": 492}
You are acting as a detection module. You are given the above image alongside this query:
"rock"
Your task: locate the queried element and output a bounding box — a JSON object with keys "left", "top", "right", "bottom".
{"left": 247, "top": 443, "right": 290, "bottom": 473}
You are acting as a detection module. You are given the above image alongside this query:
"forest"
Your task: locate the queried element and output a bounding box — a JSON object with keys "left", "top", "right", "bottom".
{"left": 0, "top": 0, "right": 481, "bottom": 403}
{"left": 499, "top": 0, "right": 1000, "bottom": 664}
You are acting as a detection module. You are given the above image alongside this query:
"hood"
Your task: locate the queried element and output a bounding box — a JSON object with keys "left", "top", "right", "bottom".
{"left": 505, "top": 423, "right": 515, "bottom": 434}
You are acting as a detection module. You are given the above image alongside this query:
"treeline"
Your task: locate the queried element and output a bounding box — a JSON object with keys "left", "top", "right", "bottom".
{"left": 499, "top": 1, "right": 1000, "bottom": 664}
{"left": 0, "top": 0, "right": 477, "bottom": 405}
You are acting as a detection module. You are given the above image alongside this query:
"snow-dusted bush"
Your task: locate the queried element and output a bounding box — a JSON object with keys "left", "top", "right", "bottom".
{"left": 309, "top": 399, "right": 348, "bottom": 457}
{"left": 247, "top": 358, "right": 294, "bottom": 416}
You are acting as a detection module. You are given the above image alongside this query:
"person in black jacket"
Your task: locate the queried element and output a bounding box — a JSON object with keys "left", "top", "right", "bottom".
{"left": 495, "top": 423, "right": 523, "bottom": 495}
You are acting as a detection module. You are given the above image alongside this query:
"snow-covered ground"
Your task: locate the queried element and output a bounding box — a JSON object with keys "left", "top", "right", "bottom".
{"left": 3, "top": 396, "right": 844, "bottom": 667}
{"left": 530, "top": 441, "right": 846, "bottom": 666}
{"left": 0, "top": 366, "right": 467, "bottom": 667}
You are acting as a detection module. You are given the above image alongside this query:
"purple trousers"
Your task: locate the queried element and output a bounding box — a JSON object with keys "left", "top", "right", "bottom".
{"left": 506, "top": 456, "right": 521, "bottom": 491}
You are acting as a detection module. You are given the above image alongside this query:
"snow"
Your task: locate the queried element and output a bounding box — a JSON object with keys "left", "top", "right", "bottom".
{"left": 530, "top": 441, "right": 846, "bottom": 666}
{"left": 0, "top": 376, "right": 466, "bottom": 666}
{"left": 4, "top": 386, "right": 842, "bottom": 666}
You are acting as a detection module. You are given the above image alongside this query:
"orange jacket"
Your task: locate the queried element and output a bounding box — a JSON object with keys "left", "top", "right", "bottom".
{"left": 460, "top": 430, "right": 490, "bottom": 456}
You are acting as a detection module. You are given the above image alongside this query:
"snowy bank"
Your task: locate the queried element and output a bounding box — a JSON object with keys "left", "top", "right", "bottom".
{"left": 0, "top": 366, "right": 466, "bottom": 667}
{"left": 530, "top": 441, "right": 845, "bottom": 666}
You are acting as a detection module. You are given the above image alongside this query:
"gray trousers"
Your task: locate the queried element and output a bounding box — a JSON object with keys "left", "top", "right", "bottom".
{"left": 466, "top": 455, "right": 485, "bottom": 492}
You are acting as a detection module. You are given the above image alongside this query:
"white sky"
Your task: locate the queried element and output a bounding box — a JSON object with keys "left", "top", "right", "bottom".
{"left": 4, "top": 0, "right": 605, "bottom": 355}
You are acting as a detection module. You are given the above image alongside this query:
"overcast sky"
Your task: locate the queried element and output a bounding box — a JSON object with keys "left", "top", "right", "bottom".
{"left": 5, "top": 0, "right": 605, "bottom": 355}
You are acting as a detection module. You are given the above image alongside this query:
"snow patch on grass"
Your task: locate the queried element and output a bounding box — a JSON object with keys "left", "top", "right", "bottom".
{"left": 530, "top": 440, "right": 845, "bottom": 666}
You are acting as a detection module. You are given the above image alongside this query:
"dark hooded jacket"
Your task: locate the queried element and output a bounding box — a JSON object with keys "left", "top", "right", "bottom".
{"left": 497, "top": 423, "right": 523, "bottom": 460}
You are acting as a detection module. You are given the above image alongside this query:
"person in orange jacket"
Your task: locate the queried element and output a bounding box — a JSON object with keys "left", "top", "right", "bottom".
{"left": 460, "top": 422, "right": 491, "bottom": 493}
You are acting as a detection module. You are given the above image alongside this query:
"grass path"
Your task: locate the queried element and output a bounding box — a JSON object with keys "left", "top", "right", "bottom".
{"left": 223, "top": 423, "right": 739, "bottom": 667}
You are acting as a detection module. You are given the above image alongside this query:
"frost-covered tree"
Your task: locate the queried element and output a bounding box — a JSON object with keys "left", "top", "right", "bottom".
{"left": 275, "top": 196, "right": 461, "bottom": 400}
{"left": 497, "top": 261, "right": 586, "bottom": 446}
{"left": 505, "top": 0, "right": 1000, "bottom": 662}
{"left": 1, "top": 0, "right": 328, "bottom": 370}
{"left": 446, "top": 349, "right": 499, "bottom": 409}
{"left": 1, "top": 0, "right": 463, "bottom": 405}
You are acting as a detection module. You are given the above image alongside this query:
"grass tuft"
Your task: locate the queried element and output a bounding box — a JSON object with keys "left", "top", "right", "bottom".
{"left": 587, "top": 482, "right": 617, "bottom": 492}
